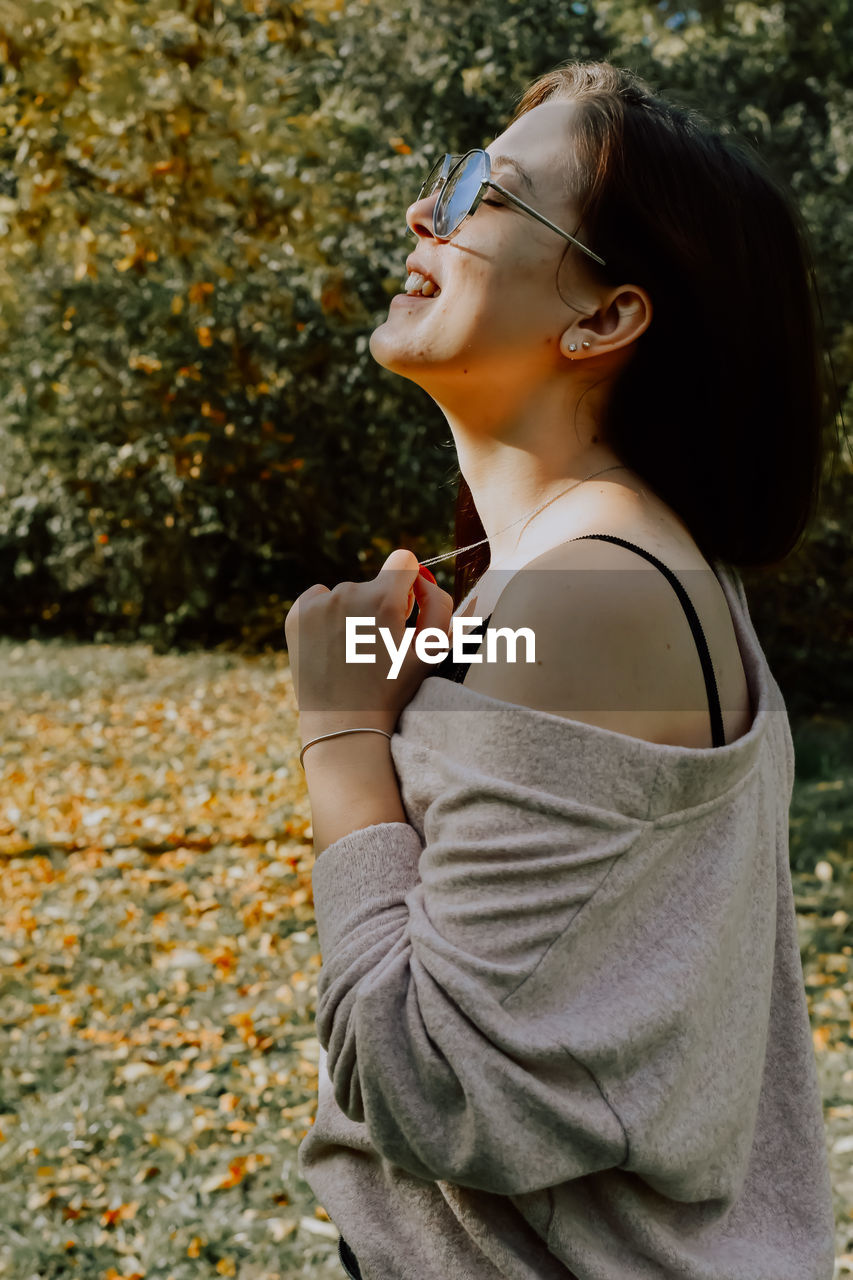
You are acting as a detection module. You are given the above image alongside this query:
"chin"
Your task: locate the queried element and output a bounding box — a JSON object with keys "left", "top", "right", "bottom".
{"left": 367, "top": 323, "right": 395, "bottom": 370}
{"left": 368, "top": 325, "right": 427, "bottom": 381}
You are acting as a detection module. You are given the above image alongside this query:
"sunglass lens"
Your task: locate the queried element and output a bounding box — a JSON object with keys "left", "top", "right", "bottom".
{"left": 434, "top": 153, "right": 482, "bottom": 238}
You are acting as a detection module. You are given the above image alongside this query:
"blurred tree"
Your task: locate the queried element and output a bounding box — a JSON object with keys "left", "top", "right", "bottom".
{"left": 0, "top": 0, "right": 849, "bottom": 709}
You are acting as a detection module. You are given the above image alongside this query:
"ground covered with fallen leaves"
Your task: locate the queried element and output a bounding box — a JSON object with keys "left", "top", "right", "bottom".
{"left": 0, "top": 638, "right": 851, "bottom": 1279}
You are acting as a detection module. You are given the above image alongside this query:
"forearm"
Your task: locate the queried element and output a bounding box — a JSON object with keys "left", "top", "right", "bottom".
{"left": 301, "top": 728, "right": 408, "bottom": 857}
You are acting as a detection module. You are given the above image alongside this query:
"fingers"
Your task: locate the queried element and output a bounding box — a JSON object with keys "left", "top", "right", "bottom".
{"left": 411, "top": 569, "right": 454, "bottom": 636}
{"left": 379, "top": 548, "right": 420, "bottom": 574}
{"left": 285, "top": 554, "right": 451, "bottom": 650}
{"left": 376, "top": 551, "right": 453, "bottom": 634}
{"left": 299, "top": 583, "right": 331, "bottom": 603}
{"left": 284, "top": 582, "right": 329, "bottom": 646}
{"left": 366, "top": 548, "right": 421, "bottom": 624}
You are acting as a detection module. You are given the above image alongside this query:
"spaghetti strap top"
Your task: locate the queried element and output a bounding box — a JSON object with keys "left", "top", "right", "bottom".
{"left": 432, "top": 533, "right": 726, "bottom": 749}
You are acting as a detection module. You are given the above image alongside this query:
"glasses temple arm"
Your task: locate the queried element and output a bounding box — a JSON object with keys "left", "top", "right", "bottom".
{"left": 488, "top": 181, "right": 606, "bottom": 268}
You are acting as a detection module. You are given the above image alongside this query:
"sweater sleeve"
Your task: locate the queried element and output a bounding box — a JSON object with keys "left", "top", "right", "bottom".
{"left": 310, "top": 813, "right": 633, "bottom": 1196}
{"left": 310, "top": 718, "right": 775, "bottom": 1201}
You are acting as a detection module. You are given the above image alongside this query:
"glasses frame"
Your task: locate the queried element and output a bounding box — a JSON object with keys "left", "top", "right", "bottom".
{"left": 414, "top": 149, "right": 606, "bottom": 268}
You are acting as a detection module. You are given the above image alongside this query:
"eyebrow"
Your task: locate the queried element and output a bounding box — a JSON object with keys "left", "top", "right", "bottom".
{"left": 490, "top": 154, "right": 536, "bottom": 195}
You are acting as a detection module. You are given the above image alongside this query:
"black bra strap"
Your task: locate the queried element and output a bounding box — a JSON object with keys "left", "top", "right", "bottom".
{"left": 570, "top": 534, "right": 726, "bottom": 749}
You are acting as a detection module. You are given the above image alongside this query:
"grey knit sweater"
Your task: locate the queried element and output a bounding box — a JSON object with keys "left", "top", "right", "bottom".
{"left": 297, "top": 563, "right": 835, "bottom": 1279}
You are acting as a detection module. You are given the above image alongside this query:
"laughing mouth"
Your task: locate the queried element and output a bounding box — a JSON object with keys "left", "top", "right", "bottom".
{"left": 404, "top": 270, "right": 441, "bottom": 297}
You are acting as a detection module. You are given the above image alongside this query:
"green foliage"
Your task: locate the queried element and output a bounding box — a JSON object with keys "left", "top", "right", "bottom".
{"left": 0, "top": 0, "right": 850, "bottom": 696}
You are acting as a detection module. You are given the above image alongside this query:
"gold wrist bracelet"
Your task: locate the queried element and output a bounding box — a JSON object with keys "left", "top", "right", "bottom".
{"left": 298, "top": 727, "right": 393, "bottom": 768}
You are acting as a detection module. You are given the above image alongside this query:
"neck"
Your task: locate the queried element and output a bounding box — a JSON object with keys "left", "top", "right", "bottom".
{"left": 429, "top": 369, "right": 633, "bottom": 567}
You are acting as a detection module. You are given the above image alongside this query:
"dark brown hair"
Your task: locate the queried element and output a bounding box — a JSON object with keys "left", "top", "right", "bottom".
{"left": 452, "top": 61, "right": 832, "bottom": 607}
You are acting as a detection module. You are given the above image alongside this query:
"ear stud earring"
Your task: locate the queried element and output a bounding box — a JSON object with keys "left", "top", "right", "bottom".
{"left": 568, "top": 343, "right": 577, "bottom": 352}
{"left": 582, "top": 341, "right": 591, "bottom": 349}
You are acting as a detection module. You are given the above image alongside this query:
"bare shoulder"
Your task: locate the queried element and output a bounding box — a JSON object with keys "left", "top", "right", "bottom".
{"left": 463, "top": 535, "right": 750, "bottom": 747}
{"left": 464, "top": 536, "right": 679, "bottom": 717}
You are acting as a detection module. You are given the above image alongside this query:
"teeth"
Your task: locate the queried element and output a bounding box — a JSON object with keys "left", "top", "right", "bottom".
{"left": 404, "top": 270, "right": 441, "bottom": 297}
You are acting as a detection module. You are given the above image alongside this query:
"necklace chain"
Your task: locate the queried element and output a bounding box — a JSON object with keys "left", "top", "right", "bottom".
{"left": 419, "top": 465, "right": 630, "bottom": 568}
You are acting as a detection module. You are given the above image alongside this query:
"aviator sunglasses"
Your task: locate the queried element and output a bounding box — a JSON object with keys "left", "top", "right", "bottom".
{"left": 411, "top": 149, "right": 606, "bottom": 267}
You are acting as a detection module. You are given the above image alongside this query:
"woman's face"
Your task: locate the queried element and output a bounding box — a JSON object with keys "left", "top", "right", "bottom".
{"left": 369, "top": 100, "right": 600, "bottom": 394}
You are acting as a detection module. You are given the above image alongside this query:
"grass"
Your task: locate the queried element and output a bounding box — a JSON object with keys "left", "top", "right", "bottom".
{"left": 0, "top": 640, "right": 850, "bottom": 1278}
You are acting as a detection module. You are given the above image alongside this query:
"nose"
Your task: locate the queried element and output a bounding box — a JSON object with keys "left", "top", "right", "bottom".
{"left": 405, "top": 189, "right": 440, "bottom": 240}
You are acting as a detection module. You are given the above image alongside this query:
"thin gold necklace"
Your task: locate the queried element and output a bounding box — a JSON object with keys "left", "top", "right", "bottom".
{"left": 419, "top": 465, "right": 629, "bottom": 569}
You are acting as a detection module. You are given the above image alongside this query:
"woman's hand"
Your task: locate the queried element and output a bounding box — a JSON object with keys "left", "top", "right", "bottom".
{"left": 285, "top": 549, "right": 454, "bottom": 744}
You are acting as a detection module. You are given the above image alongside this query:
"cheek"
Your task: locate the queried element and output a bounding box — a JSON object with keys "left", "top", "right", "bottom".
{"left": 476, "top": 261, "right": 562, "bottom": 343}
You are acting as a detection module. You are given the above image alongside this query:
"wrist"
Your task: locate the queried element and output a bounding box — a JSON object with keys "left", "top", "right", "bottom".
{"left": 298, "top": 712, "right": 396, "bottom": 745}
{"left": 302, "top": 726, "right": 394, "bottom": 771}
{"left": 300, "top": 730, "right": 406, "bottom": 853}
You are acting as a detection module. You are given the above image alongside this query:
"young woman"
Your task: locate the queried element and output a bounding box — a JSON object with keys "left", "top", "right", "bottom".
{"left": 286, "top": 62, "right": 835, "bottom": 1280}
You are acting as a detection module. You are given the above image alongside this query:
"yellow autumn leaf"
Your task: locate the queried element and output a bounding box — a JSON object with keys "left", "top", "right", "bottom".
{"left": 128, "top": 354, "right": 162, "bottom": 374}
{"left": 189, "top": 282, "right": 215, "bottom": 304}
{"left": 812, "top": 1024, "right": 832, "bottom": 1051}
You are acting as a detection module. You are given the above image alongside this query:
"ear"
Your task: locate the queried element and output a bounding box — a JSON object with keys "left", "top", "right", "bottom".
{"left": 559, "top": 285, "right": 652, "bottom": 360}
